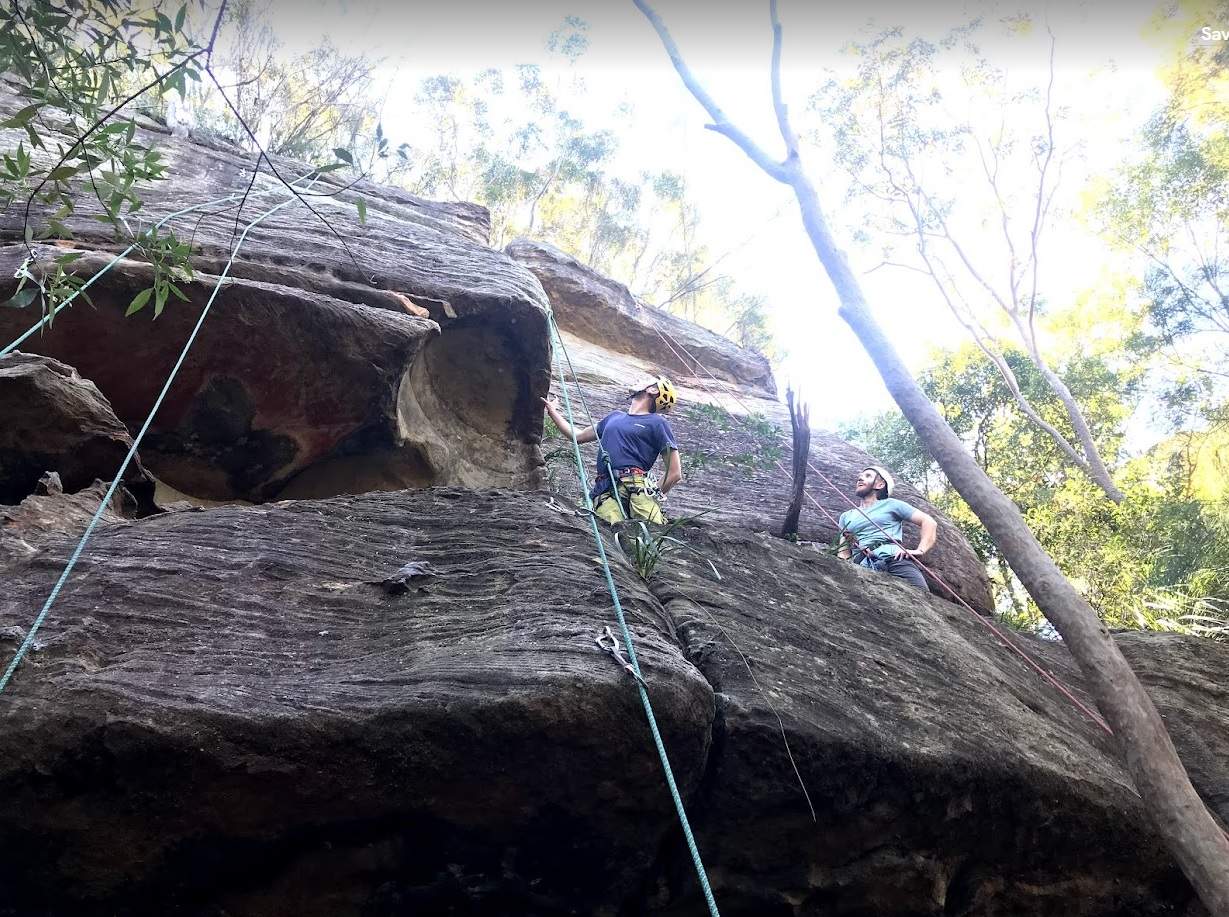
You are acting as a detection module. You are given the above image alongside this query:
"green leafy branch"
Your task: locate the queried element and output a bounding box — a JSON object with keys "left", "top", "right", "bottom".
{"left": 4, "top": 251, "right": 93, "bottom": 326}
{"left": 0, "top": 0, "right": 376, "bottom": 327}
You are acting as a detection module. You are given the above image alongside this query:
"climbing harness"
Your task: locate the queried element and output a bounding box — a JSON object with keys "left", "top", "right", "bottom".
{"left": 548, "top": 312, "right": 722, "bottom": 917}
{"left": 593, "top": 467, "right": 655, "bottom": 505}
{"left": 840, "top": 529, "right": 886, "bottom": 562}
{"left": 0, "top": 174, "right": 323, "bottom": 695}
{"left": 595, "top": 625, "right": 647, "bottom": 688}
{"left": 645, "top": 320, "right": 1114, "bottom": 737}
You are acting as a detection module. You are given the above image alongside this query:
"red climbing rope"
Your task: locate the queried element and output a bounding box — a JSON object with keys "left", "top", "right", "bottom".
{"left": 644, "top": 321, "right": 1114, "bottom": 736}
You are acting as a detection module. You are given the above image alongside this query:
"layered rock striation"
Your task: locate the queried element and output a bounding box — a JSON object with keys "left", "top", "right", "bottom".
{"left": 0, "top": 92, "right": 551, "bottom": 502}
{"left": 0, "top": 490, "right": 1224, "bottom": 915}
{"left": 0, "top": 87, "right": 1223, "bottom": 917}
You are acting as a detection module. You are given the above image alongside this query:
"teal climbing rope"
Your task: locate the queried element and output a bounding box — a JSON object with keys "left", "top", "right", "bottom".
{"left": 548, "top": 317, "right": 627, "bottom": 519}
{"left": 547, "top": 312, "right": 721, "bottom": 917}
{"left": 1, "top": 177, "right": 314, "bottom": 359}
{"left": 0, "top": 176, "right": 321, "bottom": 695}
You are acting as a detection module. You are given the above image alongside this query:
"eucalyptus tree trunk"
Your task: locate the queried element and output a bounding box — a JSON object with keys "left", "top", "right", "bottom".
{"left": 633, "top": 1, "right": 1229, "bottom": 911}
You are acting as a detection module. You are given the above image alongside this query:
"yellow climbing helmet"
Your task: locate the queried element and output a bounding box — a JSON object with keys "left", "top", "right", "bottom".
{"left": 631, "top": 375, "right": 678, "bottom": 413}
{"left": 654, "top": 377, "right": 677, "bottom": 413}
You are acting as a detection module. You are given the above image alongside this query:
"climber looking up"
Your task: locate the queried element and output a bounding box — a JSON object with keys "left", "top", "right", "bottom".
{"left": 837, "top": 466, "right": 937, "bottom": 591}
{"left": 543, "top": 375, "right": 682, "bottom": 524}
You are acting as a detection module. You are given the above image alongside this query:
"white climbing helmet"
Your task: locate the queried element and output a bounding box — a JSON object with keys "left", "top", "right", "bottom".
{"left": 864, "top": 465, "right": 895, "bottom": 497}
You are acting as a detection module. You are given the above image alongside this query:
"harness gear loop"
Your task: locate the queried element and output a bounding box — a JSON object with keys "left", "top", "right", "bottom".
{"left": 596, "top": 625, "right": 648, "bottom": 687}
{"left": 593, "top": 468, "right": 667, "bottom": 519}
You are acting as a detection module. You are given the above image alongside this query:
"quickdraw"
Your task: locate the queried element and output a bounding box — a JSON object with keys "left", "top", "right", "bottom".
{"left": 595, "top": 625, "right": 648, "bottom": 688}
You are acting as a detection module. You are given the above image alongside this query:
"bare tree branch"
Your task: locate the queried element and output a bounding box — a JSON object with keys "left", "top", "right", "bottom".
{"left": 769, "top": 0, "right": 799, "bottom": 160}
{"left": 633, "top": 0, "right": 791, "bottom": 183}
{"left": 781, "top": 386, "right": 811, "bottom": 537}
{"left": 973, "top": 133, "right": 1021, "bottom": 303}
{"left": 864, "top": 260, "right": 929, "bottom": 276}
{"left": 925, "top": 239, "right": 1097, "bottom": 476}
{"left": 1025, "top": 27, "right": 1058, "bottom": 343}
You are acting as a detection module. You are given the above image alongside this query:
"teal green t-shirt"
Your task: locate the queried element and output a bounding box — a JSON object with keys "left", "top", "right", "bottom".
{"left": 838, "top": 498, "right": 916, "bottom": 560}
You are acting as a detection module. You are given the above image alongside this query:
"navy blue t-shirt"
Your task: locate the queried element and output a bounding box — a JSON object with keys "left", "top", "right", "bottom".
{"left": 594, "top": 411, "right": 677, "bottom": 480}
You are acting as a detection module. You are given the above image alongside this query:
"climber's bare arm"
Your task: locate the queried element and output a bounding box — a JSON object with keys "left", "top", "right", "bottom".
{"left": 896, "top": 509, "right": 938, "bottom": 559}
{"left": 542, "top": 396, "right": 596, "bottom": 443}
{"left": 661, "top": 449, "right": 682, "bottom": 494}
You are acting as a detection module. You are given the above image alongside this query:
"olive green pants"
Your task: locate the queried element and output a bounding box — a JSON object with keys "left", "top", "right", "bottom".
{"left": 593, "top": 474, "right": 665, "bottom": 524}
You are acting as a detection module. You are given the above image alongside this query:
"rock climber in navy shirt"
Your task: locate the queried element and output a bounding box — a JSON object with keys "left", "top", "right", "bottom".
{"left": 543, "top": 375, "right": 682, "bottom": 524}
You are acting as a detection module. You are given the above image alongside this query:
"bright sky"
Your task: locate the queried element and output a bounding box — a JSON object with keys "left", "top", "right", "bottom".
{"left": 259, "top": 0, "right": 1174, "bottom": 429}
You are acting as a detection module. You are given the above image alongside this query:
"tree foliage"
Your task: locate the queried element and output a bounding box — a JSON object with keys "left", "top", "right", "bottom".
{"left": 382, "top": 42, "right": 776, "bottom": 355}
{"left": 181, "top": 0, "right": 379, "bottom": 159}
{"left": 812, "top": 20, "right": 1127, "bottom": 500}
{"left": 843, "top": 339, "right": 1229, "bottom": 636}
{"left": 0, "top": 0, "right": 205, "bottom": 321}
{"left": 1096, "top": 0, "right": 1229, "bottom": 442}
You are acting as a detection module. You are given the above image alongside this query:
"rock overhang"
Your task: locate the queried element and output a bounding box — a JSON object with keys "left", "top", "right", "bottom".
{"left": 507, "top": 237, "right": 777, "bottom": 397}
{"left": 0, "top": 246, "right": 550, "bottom": 502}
{"left": 0, "top": 89, "right": 554, "bottom": 503}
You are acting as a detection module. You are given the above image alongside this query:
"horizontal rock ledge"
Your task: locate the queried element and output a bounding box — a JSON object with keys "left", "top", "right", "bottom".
{"left": 0, "top": 246, "right": 548, "bottom": 502}
{"left": 0, "top": 488, "right": 713, "bottom": 916}
{"left": 1, "top": 488, "right": 1223, "bottom": 915}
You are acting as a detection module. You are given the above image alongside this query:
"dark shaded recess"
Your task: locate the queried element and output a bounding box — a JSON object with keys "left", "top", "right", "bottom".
{"left": 143, "top": 376, "right": 299, "bottom": 497}
{"left": 0, "top": 717, "right": 659, "bottom": 917}
{"left": 0, "top": 445, "right": 118, "bottom": 505}
{"left": 427, "top": 312, "right": 546, "bottom": 443}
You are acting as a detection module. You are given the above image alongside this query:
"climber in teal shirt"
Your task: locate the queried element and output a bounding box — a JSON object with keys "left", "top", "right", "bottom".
{"left": 837, "top": 466, "right": 937, "bottom": 591}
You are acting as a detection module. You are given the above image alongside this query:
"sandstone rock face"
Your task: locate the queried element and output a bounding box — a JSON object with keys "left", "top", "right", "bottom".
{"left": 0, "top": 490, "right": 1222, "bottom": 915}
{"left": 0, "top": 476, "right": 134, "bottom": 569}
{"left": 652, "top": 527, "right": 1227, "bottom": 916}
{"left": 0, "top": 86, "right": 1216, "bottom": 917}
{"left": 543, "top": 331, "right": 995, "bottom": 613}
{"left": 0, "top": 91, "right": 551, "bottom": 502}
{"left": 0, "top": 491, "right": 712, "bottom": 916}
{"left": 500, "top": 238, "right": 991, "bottom": 611}
{"left": 0, "top": 352, "right": 152, "bottom": 506}
{"left": 506, "top": 238, "right": 776, "bottom": 395}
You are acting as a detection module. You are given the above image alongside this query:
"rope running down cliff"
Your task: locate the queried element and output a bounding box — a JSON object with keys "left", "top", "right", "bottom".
{"left": 0, "top": 174, "right": 322, "bottom": 695}
{"left": 1, "top": 178, "right": 317, "bottom": 359}
{"left": 549, "top": 325, "right": 818, "bottom": 824}
{"left": 548, "top": 311, "right": 722, "bottom": 917}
